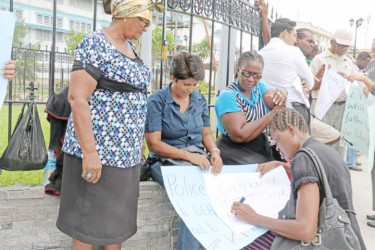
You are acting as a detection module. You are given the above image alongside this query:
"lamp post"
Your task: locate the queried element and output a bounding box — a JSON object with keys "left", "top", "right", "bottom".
{"left": 183, "top": 34, "right": 188, "bottom": 52}
{"left": 349, "top": 17, "right": 363, "bottom": 58}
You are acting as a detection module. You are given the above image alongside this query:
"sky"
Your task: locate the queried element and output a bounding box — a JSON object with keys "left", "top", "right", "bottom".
{"left": 268, "top": 0, "right": 375, "bottom": 49}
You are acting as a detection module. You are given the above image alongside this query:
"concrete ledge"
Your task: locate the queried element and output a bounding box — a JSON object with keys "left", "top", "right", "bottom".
{"left": 0, "top": 181, "right": 178, "bottom": 250}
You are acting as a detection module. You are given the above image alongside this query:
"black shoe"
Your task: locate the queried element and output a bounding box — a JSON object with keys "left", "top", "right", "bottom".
{"left": 367, "top": 215, "right": 375, "bottom": 220}
{"left": 367, "top": 221, "right": 375, "bottom": 228}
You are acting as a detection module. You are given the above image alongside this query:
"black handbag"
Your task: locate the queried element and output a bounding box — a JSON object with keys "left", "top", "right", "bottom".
{"left": 0, "top": 101, "right": 48, "bottom": 171}
{"left": 139, "top": 155, "right": 151, "bottom": 181}
{"left": 271, "top": 147, "right": 361, "bottom": 250}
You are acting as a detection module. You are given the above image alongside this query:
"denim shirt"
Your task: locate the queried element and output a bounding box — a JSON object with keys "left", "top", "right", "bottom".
{"left": 145, "top": 83, "right": 210, "bottom": 159}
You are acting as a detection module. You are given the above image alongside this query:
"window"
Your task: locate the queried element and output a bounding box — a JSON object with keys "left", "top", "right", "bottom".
{"left": 57, "top": 18, "right": 63, "bottom": 28}
{"left": 36, "top": 30, "right": 64, "bottom": 42}
{"left": 37, "top": 14, "right": 53, "bottom": 26}
{"left": 57, "top": 32, "right": 63, "bottom": 42}
{"left": 36, "top": 29, "right": 52, "bottom": 41}
{"left": 69, "top": 20, "right": 92, "bottom": 32}
{"left": 68, "top": 0, "right": 92, "bottom": 10}
{"left": 15, "top": 10, "right": 23, "bottom": 21}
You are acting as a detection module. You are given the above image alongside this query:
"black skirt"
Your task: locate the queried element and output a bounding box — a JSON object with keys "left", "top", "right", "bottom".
{"left": 56, "top": 153, "right": 141, "bottom": 245}
{"left": 216, "top": 133, "right": 278, "bottom": 165}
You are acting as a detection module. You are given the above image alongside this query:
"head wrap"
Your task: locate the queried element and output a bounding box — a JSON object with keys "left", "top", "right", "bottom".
{"left": 103, "top": 0, "right": 164, "bottom": 22}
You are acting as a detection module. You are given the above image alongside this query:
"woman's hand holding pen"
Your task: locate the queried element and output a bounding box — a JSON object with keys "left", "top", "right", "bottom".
{"left": 231, "top": 197, "right": 259, "bottom": 224}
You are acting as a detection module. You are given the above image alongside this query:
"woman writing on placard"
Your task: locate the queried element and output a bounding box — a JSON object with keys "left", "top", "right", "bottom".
{"left": 231, "top": 108, "right": 365, "bottom": 249}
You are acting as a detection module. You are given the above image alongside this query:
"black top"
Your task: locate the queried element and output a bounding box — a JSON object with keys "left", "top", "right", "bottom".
{"left": 291, "top": 137, "right": 365, "bottom": 249}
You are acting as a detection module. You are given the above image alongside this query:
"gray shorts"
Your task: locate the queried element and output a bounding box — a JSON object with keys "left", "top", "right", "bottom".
{"left": 56, "top": 153, "right": 140, "bottom": 245}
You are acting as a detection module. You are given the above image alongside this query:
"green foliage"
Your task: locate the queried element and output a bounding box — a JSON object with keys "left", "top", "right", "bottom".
{"left": 197, "top": 80, "right": 209, "bottom": 94}
{"left": 12, "top": 23, "right": 41, "bottom": 81}
{"left": 65, "top": 28, "right": 86, "bottom": 57}
{"left": 0, "top": 104, "right": 50, "bottom": 186}
{"left": 192, "top": 38, "right": 211, "bottom": 61}
{"left": 152, "top": 27, "right": 175, "bottom": 60}
{"left": 13, "top": 23, "right": 27, "bottom": 46}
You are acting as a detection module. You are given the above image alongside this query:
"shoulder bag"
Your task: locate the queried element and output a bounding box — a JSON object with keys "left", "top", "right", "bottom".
{"left": 270, "top": 147, "right": 361, "bottom": 250}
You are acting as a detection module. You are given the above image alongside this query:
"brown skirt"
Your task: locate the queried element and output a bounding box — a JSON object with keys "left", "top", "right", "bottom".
{"left": 56, "top": 153, "right": 141, "bottom": 245}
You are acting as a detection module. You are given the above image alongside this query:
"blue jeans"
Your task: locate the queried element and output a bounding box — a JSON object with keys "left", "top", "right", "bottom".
{"left": 346, "top": 147, "right": 357, "bottom": 166}
{"left": 150, "top": 162, "right": 201, "bottom": 250}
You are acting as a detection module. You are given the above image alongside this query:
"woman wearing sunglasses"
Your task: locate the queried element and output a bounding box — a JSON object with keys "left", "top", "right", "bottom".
{"left": 214, "top": 51, "right": 287, "bottom": 165}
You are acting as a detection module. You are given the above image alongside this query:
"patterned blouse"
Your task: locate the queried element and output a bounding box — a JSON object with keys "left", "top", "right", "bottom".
{"left": 63, "top": 31, "right": 150, "bottom": 168}
{"left": 215, "top": 79, "right": 271, "bottom": 135}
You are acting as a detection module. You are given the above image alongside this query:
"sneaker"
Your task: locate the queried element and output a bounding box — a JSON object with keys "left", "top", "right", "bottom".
{"left": 367, "top": 215, "right": 375, "bottom": 220}
{"left": 356, "top": 162, "right": 362, "bottom": 166}
{"left": 368, "top": 221, "right": 375, "bottom": 228}
{"left": 348, "top": 165, "right": 363, "bottom": 171}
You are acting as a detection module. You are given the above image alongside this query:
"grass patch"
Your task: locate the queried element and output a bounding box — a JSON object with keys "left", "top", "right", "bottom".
{"left": 0, "top": 104, "right": 50, "bottom": 186}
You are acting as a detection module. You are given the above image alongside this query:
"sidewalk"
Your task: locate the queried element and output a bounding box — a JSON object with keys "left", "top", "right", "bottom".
{"left": 351, "top": 154, "right": 375, "bottom": 249}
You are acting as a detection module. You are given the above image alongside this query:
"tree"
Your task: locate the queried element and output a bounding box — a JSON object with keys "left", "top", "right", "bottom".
{"left": 13, "top": 23, "right": 27, "bottom": 46}
{"left": 152, "top": 26, "right": 175, "bottom": 63}
{"left": 65, "top": 28, "right": 86, "bottom": 57}
{"left": 192, "top": 38, "right": 211, "bottom": 62}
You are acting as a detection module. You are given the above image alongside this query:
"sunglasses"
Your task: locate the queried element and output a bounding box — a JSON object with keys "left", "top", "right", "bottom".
{"left": 137, "top": 17, "right": 150, "bottom": 29}
{"left": 240, "top": 70, "right": 262, "bottom": 80}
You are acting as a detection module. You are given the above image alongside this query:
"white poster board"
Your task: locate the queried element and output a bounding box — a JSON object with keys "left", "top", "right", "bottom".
{"left": 162, "top": 165, "right": 269, "bottom": 250}
{"left": 203, "top": 166, "right": 290, "bottom": 234}
{"left": 0, "top": 10, "right": 16, "bottom": 110}
{"left": 315, "top": 69, "right": 350, "bottom": 119}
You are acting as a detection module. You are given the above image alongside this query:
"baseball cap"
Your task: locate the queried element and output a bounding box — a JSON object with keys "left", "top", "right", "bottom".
{"left": 333, "top": 29, "right": 353, "bottom": 46}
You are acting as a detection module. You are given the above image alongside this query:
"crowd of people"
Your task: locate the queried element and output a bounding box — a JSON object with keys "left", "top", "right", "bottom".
{"left": 2, "top": 0, "right": 375, "bottom": 249}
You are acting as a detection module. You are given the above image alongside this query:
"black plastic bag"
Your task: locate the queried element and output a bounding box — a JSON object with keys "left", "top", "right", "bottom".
{"left": 0, "top": 102, "right": 48, "bottom": 171}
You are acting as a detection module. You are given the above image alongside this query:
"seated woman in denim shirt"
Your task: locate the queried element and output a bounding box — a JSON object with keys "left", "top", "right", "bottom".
{"left": 145, "top": 52, "right": 223, "bottom": 250}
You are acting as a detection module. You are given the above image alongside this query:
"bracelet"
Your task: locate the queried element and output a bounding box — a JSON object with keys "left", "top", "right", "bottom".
{"left": 314, "top": 76, "right": 322, "bottom": 83}
{"left": 210, "top": 148, "right": 221, "bottom": 154}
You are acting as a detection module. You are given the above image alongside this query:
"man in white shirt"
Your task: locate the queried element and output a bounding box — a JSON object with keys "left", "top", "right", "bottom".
{"left": 310, "top": 28, "right": 357, "bottom": 160}
{"left": 259, "top": 18, "right": 314, "bottom": 126}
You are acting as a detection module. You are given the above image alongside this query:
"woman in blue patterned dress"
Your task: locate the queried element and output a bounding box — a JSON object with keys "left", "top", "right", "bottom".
{"left": 215, "top": 51, "right": 287, "bottom": 165}
{"left": 56, "top": 1, "right": 163, "bottom": 249}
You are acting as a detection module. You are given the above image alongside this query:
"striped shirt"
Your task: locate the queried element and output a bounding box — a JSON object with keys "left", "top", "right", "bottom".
{"left": 215, "top": 79, "right": 271, "bottom": 135}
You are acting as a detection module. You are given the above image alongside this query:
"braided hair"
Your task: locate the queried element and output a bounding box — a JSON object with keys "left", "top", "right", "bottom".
{"left": 270, "top": 108, "right": 309, "bottom": 134}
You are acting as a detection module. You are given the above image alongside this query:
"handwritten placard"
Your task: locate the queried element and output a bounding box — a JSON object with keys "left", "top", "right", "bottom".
{"left": 315, "top": 69, "right": 350, "bottom": 119}
{"left": 340, "top": 85, "right": 369, "bottom": 156}
{"left": 0, "top": 11, "right": 16, "bottom": 110}
{"left": 203, "top": 166, "right": 290, "bottom": 234}
{"left": 162, "top": 165, "right": 268, "bottom": 250}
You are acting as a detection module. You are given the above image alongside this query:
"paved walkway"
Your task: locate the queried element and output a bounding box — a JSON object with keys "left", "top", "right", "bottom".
{"left": 351, "top": 154, "right": 375, "bottom": 249}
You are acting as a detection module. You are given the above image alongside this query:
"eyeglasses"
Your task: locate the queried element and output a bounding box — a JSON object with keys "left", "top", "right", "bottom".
{"left": 334, "top": 41, "right": 349, "bottom": 49}
{"left": 137, "top": 17, "right": 150, "bottom": 29}
{"left": 240, "top": 70, "right": 262, "bottom": 80}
